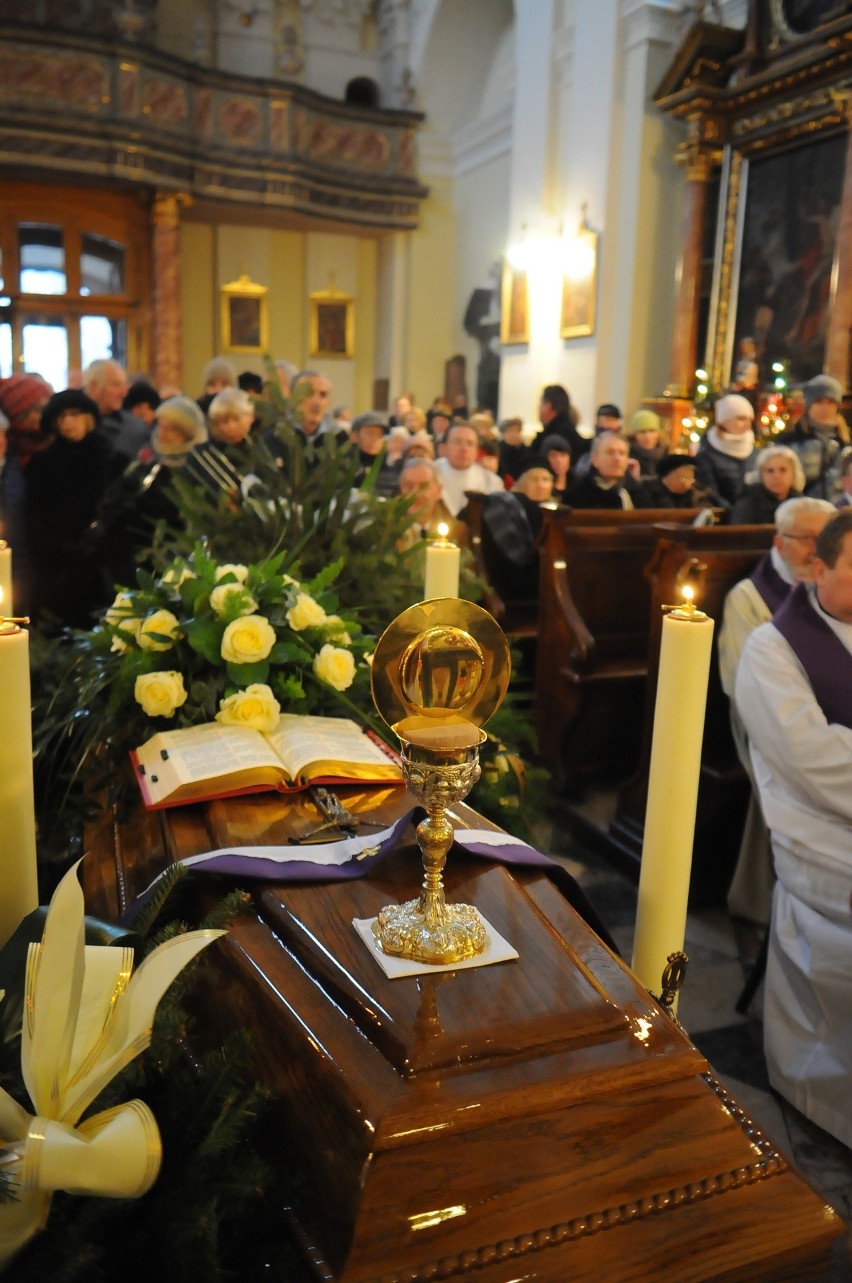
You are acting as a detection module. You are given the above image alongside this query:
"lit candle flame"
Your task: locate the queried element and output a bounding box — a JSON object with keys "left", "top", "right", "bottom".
{"left": 681, "top": 583, "right": 694, "bottom": 605}
{"left": 436, "top": 522, "right": 449, "bottom": 539}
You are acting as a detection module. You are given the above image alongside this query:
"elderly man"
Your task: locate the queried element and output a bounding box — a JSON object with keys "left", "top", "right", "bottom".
{"left": 263, "top": 369, "right": 344, "bottom": 469}
{"left": 396, "top": 459, "right": 467, "bottom": 551}
{"left": 719, "top": 496, "right": 836, "bottom": 923}
{"left": 736, "top": 509, "right": 852, "bottom": 1149}
{"left": 564, "top": 431, "right": 648, "bottom": 509}
{"left": 777, "top": 373, "right": 849, "bottom": 501}
{"left": 434, "top": 422, "right": 503, "bottom": 517}
{"left": 84, "top": 359, "right": 149, "bottom": 463}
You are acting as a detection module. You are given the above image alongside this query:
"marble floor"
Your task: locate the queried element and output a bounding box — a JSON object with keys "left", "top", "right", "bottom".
{"left": 544, "top": 811, "right": 852, "bottom": 1283}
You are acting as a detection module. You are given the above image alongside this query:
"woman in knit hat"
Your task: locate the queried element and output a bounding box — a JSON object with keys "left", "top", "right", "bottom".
{"left": 626, "top": 409, "right": 666, "bottom": 480}
{"left": 693, "top": 393, "right": 759, "bottom": 510}
{"left": 0, "top": 373, "right": 54, "bottom": 614}
{"left": 24, "top": 389, "right": 113, "bottom": 627}
{"left": 776, "top": 373, "right": 849, "bottom": 501}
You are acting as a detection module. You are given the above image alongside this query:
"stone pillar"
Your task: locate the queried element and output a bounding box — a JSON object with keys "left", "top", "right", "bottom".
{"left": 151, "top": 192, "right": 187, "bottom": 393}
{"left": 824, "top": 103, "right": 852, "bottom": 388}
{"left": 667, "top": 137, "right": 713, "bottom": 397}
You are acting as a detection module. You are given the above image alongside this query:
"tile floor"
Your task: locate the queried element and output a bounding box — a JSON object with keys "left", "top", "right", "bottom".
{"left": 544, "top": 812, "right": 852, "bottom": 1282}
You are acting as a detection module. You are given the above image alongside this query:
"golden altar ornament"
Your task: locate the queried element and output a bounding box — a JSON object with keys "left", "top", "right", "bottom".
{"left": 370, "top": 599, "right": 510, "bottom": 964}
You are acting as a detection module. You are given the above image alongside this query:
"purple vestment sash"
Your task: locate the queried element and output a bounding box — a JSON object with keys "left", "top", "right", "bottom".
{"left": 749, "top": 552, "right": 790, "bottom": 614}
{"left": 772, "top": 581, "right": 852, "bottom": 730}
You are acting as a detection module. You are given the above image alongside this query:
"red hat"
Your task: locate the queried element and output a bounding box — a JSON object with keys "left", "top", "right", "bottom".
{"left": 0, "top": 374, "right": 53, "bottom": 423}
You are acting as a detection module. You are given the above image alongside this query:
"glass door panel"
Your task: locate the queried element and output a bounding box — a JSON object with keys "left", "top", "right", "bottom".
{"left": 81, "top": 315, "right": 126, "bottom": 368}
{"left": 18, "top": 224, "right": 66, "bottom": 295}
{"left": 0, "top": 322, "right": 11, "bottom": 378}
{"left": 81, "top": 234, "right": 125, "bottom": 296}
{"left": 22, "top": 318, "right": 68, "bottom": 390}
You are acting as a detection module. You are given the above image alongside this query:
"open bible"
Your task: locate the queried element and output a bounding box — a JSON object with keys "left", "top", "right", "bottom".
{"left": 131, "top": 714, "right": 403, "bottom": 810}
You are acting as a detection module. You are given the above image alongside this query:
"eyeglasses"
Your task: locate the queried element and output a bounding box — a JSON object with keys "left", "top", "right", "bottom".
{"left": 782, "top": 533, "right": 818, "bottom": 544}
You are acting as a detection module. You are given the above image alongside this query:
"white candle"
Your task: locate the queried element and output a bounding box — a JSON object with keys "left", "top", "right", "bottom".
{"left": 0, "top": 623, "right": 39, "bottom": 947}
{"left": 0, "top": 542, "right": 11, "bottom": 617}
{"left": 424, "top": 523, "right": 460, "bottom": 599}
{"left": 631, "top": 598, "right": 714, "bottom": 1005}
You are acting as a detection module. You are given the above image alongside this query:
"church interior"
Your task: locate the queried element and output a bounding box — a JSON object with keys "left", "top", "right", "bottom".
{"left": 1, "top": 0, "right": 852, "bottom": 1278}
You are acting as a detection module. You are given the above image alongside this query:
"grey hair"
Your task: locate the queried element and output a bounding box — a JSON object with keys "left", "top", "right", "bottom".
{"left": 400, "top": 456, "right": 441, "bottom": 481}
{"left": 83, "top": 358, "right": 123, "bottom": 388}
{"left": 590, "top": 430, "right": 626, "bottom": 458}
{"left": 756, "top": 445, "right": 806, "bottom": 494}
{"left": 201, "top": 356, "right": 236, "bottom": 389}
{"left": 774, "top": 495, "right": 836, "bottom": 534}
{"left": 208, "top": 387, "right": 254, "bottom": 421}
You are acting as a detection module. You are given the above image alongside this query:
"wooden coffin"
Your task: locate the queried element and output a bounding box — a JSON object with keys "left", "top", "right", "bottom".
{"left": 83, "top": 787, "right": 842, "bottom": 1282}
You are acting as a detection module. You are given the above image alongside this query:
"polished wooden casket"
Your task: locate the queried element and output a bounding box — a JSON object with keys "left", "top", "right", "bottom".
{"left": 83, "top": 786, "right": 843, "bottom": 1282}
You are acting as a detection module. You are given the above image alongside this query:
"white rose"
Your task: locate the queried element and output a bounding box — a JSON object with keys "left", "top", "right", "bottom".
{"left": 221, "top": 614, "right": 276, "bottom": 664}
{"left": 209, "top": 583, "right": 258, "bottom": 618}
{"left": 313, "top": 644, "right": 356, "bottom": 692}
{"left": 138, "top": 609, "right": 181, "bottom": 652}
{"left": 215, "top": 563, "right": 249, "bottom": 584}
{"left": 287, "top": 593, "right": 327, "bottom": 632}
{"left": 215, "top": 684, "right": 281, "bottom": 733}
{"left": 134, "top": 671, "right": 188, "bottom": 718}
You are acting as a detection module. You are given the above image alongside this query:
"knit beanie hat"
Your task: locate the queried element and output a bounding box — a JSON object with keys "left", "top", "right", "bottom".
{"left": 0, "top": 374, "right": 53, "bottom": 423}
{"left": 155, "top": 396, "right": 207, "bottom": 447}
{"left": 714, "top": 393, "right": 754, "bottom": 426}
{"left": 626, "top": 409, "right": 661, "bottom": 438}
{"left": 804, "top": 374, "right": 842, "bottom": 409}
{"left": 41, "top": 389, "right": 101, "bottom": 434}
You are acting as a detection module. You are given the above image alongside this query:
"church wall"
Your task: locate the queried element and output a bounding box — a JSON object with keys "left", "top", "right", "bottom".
{"left": 403, "top": 177, "right": 457, "bottom": 407}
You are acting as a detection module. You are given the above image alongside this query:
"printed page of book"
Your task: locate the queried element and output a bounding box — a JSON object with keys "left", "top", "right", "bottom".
{"left": 133, "top": 723, "right": 287, "bottom": 806}
{"left": 264, "top": 714, "right": 399, "bottom": 783}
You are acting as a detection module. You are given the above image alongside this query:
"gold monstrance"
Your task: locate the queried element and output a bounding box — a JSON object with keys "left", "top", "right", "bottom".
{"left": 370, "top": 600, "right": 510, "bottom": 965}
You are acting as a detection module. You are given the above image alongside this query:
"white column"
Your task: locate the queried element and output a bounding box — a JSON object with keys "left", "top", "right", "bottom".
{"left": 375, "top": 231, "right": 410, "bottom": 403}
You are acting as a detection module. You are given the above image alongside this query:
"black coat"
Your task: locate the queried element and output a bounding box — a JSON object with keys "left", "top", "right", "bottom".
{"left": 564, "top": 468, "right": 650, "bottom": 510}
{"left": 730, "top": 483, "right": 798, "bottom": 525}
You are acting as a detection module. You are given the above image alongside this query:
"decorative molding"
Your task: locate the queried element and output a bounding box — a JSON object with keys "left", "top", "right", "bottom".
{"left": 452, "top": 104, "right": 513, "bottom": 178}
{"left": 0, "top": 26, "right": 427, "bottom": 229}
{"left": 710, "top": 144, "right": 743, "bottom": 392}
{"left": 364, "top": 1072, "right": 788, "bottom": 1283}
{"left": 620, "top": 0, "right": 682, "bottom": 54}
{"left": 411, "top": 125, "right": 451, "bottom": 180}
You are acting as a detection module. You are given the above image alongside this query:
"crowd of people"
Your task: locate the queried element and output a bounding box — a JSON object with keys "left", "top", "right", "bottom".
{"left": 0, "top": 357, "right": 849, "bottom": 631}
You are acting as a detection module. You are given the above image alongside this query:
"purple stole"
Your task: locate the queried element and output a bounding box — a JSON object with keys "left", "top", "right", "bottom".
{"left": 772, "top": 582, "right": 852, "bottom": 730}
{"left": 749, "top": 553, "right": 790, "bottom": 614}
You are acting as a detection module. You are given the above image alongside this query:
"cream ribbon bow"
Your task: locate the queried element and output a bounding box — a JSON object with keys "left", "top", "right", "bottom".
{"left": 0, "top": 861, "right": 223, "bottom": 1270}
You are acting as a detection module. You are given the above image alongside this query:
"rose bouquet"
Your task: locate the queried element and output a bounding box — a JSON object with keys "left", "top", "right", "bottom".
{"left": 33, "top": 545, "right": 382, "bottom": 831}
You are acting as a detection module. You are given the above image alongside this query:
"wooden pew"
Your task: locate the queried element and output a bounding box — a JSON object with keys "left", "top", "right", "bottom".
{"left": 609, "top": 523, "right": 775, "bottom": 905}
{"left": 462, "top": 490, "right": 540, "bottom": 637}
{"left": 533, "top": 509, "right": 709, "bottom": 786}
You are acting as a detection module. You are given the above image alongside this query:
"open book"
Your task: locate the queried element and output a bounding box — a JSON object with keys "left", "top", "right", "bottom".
{"left": 131, "top": 714, "right": 403, "bottom": 810}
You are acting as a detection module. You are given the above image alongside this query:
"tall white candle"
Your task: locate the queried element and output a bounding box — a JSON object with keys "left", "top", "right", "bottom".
{"left": 0, "top": 623, "right": 39, "bottom": 947}
{"left": 424, "top": 523, "right": 460, "bottom": 599}
{"left": 631, "top": 598, "right": 714, "bottom": 1004}
{"left": 0, "top": 542, "right": 11, "bottom": 617}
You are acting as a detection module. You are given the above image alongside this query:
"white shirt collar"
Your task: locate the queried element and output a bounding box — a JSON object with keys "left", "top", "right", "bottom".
{"left": 808, "top": 583, "right": 852, "bottom": 657}
{"left": 770, "top": 544, "right": 796, "bottom": 585}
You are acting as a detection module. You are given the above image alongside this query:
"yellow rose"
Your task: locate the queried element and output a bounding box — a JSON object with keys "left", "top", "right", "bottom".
{"left": 215, "top": 563, "right": 249, "bottom": 584}
{"left": 215, "top": 684, "right": 281, "bottom": 733}
{"left": 110, "top": 617, "right": 142, "bottom": 653}
{"left": 287, "top": 593, "right": 327, "bottom": 632}
{"left": 134, "top": 671, "right": 187, "bottom": 718}
{"left": 323, "top": 614, "right": 352, "bottom": 645}
{"left": 160, "top": 565, "right": 194, "bottom": 587}
{"left": 221, "top": 614, "right": 276, "bottom": 664}
{"left": 104, "top": 591, "right": 136, "bottom": 628}
{"left": 313, "top": 644, "right": 355, "bottom": 692}
{"left": 138, "top": 609, "right": 181, "bottom": 652}
{"left": 209, "top": 583, "right": 258, "bottom": 618}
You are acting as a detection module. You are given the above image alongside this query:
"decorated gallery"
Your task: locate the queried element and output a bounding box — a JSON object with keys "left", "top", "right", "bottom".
{"left": 0, "top": 0, "right": 851, "bottom": 1279}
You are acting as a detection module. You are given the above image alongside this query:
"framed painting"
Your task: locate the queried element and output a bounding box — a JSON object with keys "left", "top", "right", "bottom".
{"left": 560, "top": 228, "right": 598, "bottom": 339}
{"left": 500, "top": 263, "right": 529, "bottom": 345}
{"left": 731, "top": 131, "right": 846, "bottom": 384}
{"left": 220, "top": 274, "right": 268, "bottom": 353}
{"left": 310, "top": 290, "right": 354, "bottom": 359}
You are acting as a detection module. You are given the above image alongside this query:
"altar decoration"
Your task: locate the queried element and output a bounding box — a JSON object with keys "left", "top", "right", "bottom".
{"left": 0, "top": 617, "right": 38, "bottom": 948}
{"left": 0, "top": 862, "right": 222, "bottom": 1271}
{"left": 423, "top": 523, "right": 460, "bottom": 599}
{"left": 370, "top": 599, "right": 511, "bottom": 964}
{"left": 631, "top": 585, "right": 714, "bottom": 1003}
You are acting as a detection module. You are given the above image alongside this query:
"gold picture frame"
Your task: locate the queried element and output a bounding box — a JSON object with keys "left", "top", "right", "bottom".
{"left": 560, "top": 228, "right": 598, "bottom": 339}
{"left": 310, "top": 289, "right": 354, "bottom": 359}
{"left": 220, "top": 273, "right": 269, "bottom": 353}
{"left": 499, "top": 263, "right": 529, "bottom": 345}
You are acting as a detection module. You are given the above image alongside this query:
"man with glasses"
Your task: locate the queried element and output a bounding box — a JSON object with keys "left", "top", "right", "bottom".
{"left": 736, "top": 509, "right": 852, "bottom": 1150}
{"left": 719, "top": 497, "right": 836, "bottom": 923}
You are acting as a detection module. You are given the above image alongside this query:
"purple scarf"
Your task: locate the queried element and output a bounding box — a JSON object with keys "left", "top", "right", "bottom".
{"left": 772, "top": 582, "right": 852, "bottom": 730}
{"left": 749, "top": 552, "right": 790, "bottom": 614}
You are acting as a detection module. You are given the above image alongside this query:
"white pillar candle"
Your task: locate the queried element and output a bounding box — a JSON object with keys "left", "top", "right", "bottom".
{"left": 0, "top": 542, "right": 11, "bottom": 616}
{"left": 0, "top": 623, "right": 39, "bottom": 947}
{"left": 424, "top": 523, "right": 460, "bottom": 599}
{"left": 631, "top": 599, "right": 714, "bottom": 1004}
